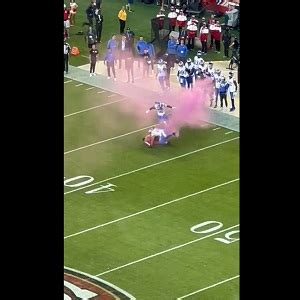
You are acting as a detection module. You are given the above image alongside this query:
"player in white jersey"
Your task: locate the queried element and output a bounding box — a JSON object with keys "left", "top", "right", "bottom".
{"left": 194, "top": 50, "right": 205, "bottom": 80}
{"left": 185, "top": 58, "right": 195, "bottom": 89}
{"left": 142, "top": 126, "right": 176, "bottom": 147}
{"left": 177, "top": 61, "right": 188, "bottom": 88}
{"left": 206, "top": 61, "right": 215, "bottom": 78}
{"left": 227, "top": 71, "right": 238, "bottom": 112}
{"left": 156, "top": 59, "right": 167, "bottom": 90}
{"left": 145, "top": 101, "right": 175, "bottom": 123}
{"left": 213, "top": 69, "right": 222, "bottom": 108}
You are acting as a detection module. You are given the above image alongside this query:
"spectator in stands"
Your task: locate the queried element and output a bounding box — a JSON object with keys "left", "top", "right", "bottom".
{"left": 118, "top": 6, "right": 127, "bottom": 34}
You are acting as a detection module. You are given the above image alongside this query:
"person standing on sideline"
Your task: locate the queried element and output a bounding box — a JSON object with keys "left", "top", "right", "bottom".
{"left": 125, "top": 52, "right": 134, "bottom": 83}
{"left": 214, "top": 21, "right": 222, "bottom": 53}
{"left": 124, "top": 27, "right": 135, "bottom": 57}
{"left": 126, "top": 0, "right": 134, "bottom": 12}
{"left": 104, "top": 48, "right": 117, "bottom": 81}
{"left": 227, "top": 71, "right": 238, "bottom": 112}
{"left": 107, "top": 34, "right": 118, "bottom": 57}
{"left": 89, "top": 44, "right": 99, "bottom": 76}
{"left": 118, "top": 35, "right": 128, "bottom": 69}
{"left": 136, "top": 36, "right": 148, "bottom": 68}
{"left": 118, "top": 6, "right": 127, "bottom": 34}
{"left": 222, "top": 27, "right": 231, "bottom": 58}
{"left": 64, "top": 38, "right": 71, "bottom": 74}
{"left": 86, "top": 26, "right": 96, "bottom": 49}
{"left": 95, "top": 8, "right": 103, "bottom": 43}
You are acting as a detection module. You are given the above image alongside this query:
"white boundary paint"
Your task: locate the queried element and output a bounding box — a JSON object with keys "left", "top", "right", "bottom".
{"left": 177, "top": 275, "right": 240, "bottom": 299}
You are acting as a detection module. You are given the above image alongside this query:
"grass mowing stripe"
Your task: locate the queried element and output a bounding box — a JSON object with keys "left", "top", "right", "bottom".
{"left": 64, "top": 98, "right": 127, "bottom": 118}
{"left": 177, "top": 275, "right": 240, "bottom": 299}
{"left": 95, "top": 224, "right": 239, "bottom": 276}
{"left": 64, "top": 178, "right": 239, "bottom": 239}
{"left": 64, "top": 80, "right": 72, "bottom": 84}
{"left": 64, "top": 124, "right": 158, "bottom": 155}
{"left": 64, "top": 136, "right": 239, "bottom": 195}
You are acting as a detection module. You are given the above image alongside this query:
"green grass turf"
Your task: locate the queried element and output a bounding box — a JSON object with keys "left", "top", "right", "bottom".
{"left": 64, "top": 79, "right": 239, "bottom": 299}
{"left": 67, "top": 0, "right": 239, "bottom": 66}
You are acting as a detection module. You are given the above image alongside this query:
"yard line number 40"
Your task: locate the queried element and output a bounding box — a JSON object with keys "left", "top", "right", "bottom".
{"left": 64, "top": 175, "right": 116, "bottom": 193}
{"left": 191, "top": 221, "right": 240, "bottom": 245}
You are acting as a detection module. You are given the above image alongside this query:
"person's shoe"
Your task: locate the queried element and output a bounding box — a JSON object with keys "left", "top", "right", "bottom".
{"left": 90, "top": 73, "right": 92, "bottom": 77}
{"left": 172, "top": 132, "right": 176, "bottom": 136}
{"left": 107, "top": 76, "right": 110, "bottom": 79}
{"left": 214, "top": 105, "right": 217, "bottom": 108}
{"left": 230, "top": 107, "right": 235, "bottom": 112}
{"left": 93, "top": 73, "right": 96, "bottom": 76}
{"left": 114, "top": 78, "right": 117, "bottom": 81}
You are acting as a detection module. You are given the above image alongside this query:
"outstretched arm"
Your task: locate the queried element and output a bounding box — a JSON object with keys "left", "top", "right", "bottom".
{"left": 145, "top": 106, "right": 155, "bottom": 113}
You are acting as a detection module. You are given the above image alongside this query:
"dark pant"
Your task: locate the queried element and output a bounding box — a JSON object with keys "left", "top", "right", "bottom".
{"left": 186, "top": 76, "right": 193, "bottom": 89}
{"left": 64, "top": 54, "right": 69, "bottom": 73}
{"left": 188, "top": 37, "right": 195, "bottom": 49}
{"left": 119, "top": 20, "right": 126, "bottom": 34}
{"left": 224, "top": 43, "right": 229, "bottom": 57}
{"left": 215, "top": 40, "right": 220, "bottom": 52}
{"left": 87, "top": 17, "right": 93, "bottom": 27}
{"left": 106, "top": 61, "right": 116, "bottom": 78}
{"left": 230, "top": 92, "right": 235, "bottom": 109}
{"left": 96, "top": 24, "right": 102, "bottom": 42}
{"left": 90, "top": 62, "right": 96, "bottom": 73}
{"left": 210, "top": 36, "right": 214, "bottom": 48}
{"left": 201, "top": 41, "right": 207, "bottom": 53}
{"left": 220, "top": 93, "right": 228, "bottom": 107}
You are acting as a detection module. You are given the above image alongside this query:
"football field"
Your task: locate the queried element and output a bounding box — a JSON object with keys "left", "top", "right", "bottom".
{"left": 64, "top": 77, "right": 240, "bottom": 300}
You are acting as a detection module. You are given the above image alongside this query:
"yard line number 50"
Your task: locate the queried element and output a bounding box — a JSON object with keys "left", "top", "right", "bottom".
{"left": 64, "top": 175, "right": 116, "bottom": 193}
{"left": 191, "top": 221, "right": 239, "bottom": 245}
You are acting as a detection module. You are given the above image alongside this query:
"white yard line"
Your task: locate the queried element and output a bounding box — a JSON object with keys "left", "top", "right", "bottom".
{"left": 225, "top": 131, "right": 233, "bottom": 135}
{"left": 64, "top": 80, "right": 73, "bottom": 84}
{"left": 64, "top": 137, "right": 239, "bottom": 194}
{"left": 64, "top": 98, "right": 127, "bottom": 118}
{"left": 75, "top": 83, "right": 83, "bottom": 87}
{"left": 85, "top": 87, "right": 95, "bottom": 91}
{"left": 213, "top": 127, "right": 221, "bottom": 131}
{"left": 107, "top": 94, "right": 117, "bottom": 98}
{"left": 95, "top": 224, "right": 239, "bottom": 276}
{"left": 64, "top": 124, "right": 157, "bottom": 155}
{"left": 64, "top": 178, "right": 239, "bottom": 239}
{"left": 97, "top": 91, "right": 106, "bottom": 94}
{"left": 177, "top": 275, "right": 240, "bottom": 299}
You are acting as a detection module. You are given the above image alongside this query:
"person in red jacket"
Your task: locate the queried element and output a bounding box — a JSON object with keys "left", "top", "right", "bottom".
{"left": 199, "top": 23, "right": 209, "bottom": 54}
{"left": 176, "top": 10, "right": 187, "bottom": 35}
{"left": 168, "top": 6, "right": 177, "bottom": 31}
{"left": 64, "top": 4, "right": 70, "bottom": 38}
